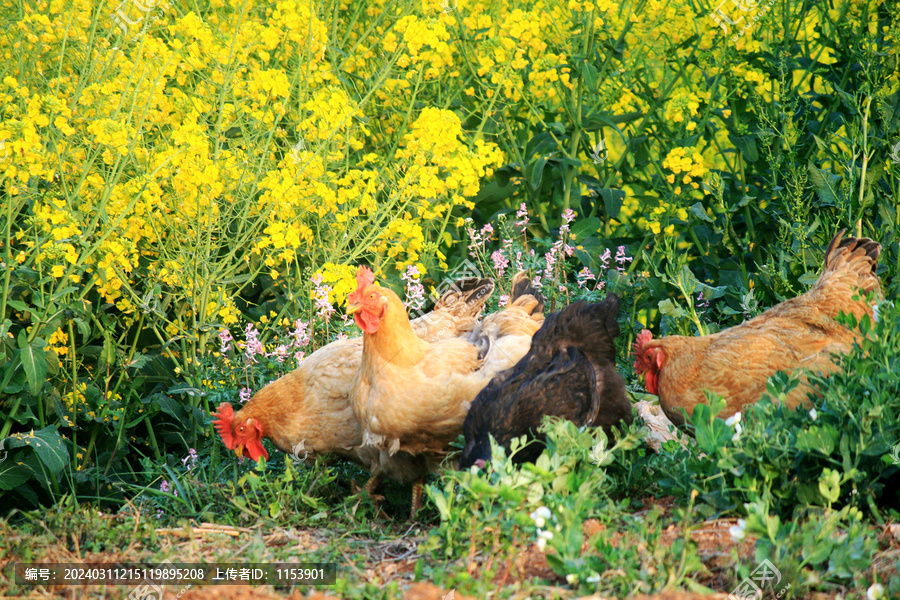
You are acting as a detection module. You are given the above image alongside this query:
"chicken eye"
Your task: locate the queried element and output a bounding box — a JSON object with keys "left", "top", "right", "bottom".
{"left": 369, "top": 292, "right": 376, "bottom": 299}
{"left": 237, "top": 426, "right": 244, "bottom": 433}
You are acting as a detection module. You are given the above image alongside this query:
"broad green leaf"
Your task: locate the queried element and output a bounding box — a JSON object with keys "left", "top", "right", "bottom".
{"left": 596, "top": 188, "right": 625, "bottom": 219}
{"left": 17, "top": 332, "right": 48, "bottom": 395}
{"left": 526, "top": 156, "right": 548, "bottom": 191}
{"left": 807, "top": 162, "right": 841, "bottom": 206}
{"left": 0, "top": 459, "right": 34, "bottom": 490}
{"left": 690, "top": 202, "right": 714, "bottom": 223}
{"left": 796, "top": 424, "right": 838, "bottom": 455}
{"left": 658, "top": 298, "right": 687, "bottom": 319}
{"left": 5, "top": 426, "right": 69, "bottom": 475}
{"left": 569, "top": 217, "right": 602, "bottom": 242}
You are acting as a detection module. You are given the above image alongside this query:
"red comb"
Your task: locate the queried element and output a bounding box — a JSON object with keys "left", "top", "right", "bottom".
{"left": 356, "top": 266, "right": 375, "bottom": 290}
{"left": 632, "top": 329, "right": 654, "bottom": 372}
{"left": 212, "top": 402, "right": 236, "bottom": 449}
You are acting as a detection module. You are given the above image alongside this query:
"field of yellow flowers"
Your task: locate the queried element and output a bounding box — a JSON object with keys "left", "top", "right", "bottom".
{"left": 1, "top": 0, "right": 899, "bottom": 596}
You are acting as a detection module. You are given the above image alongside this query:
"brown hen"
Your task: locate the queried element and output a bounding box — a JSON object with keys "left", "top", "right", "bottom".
{"left": 634, "top": 230, "right": 881, "bottom": 427}
{"left": 212, "top": 277, "right": 494, "bottom": 482}
{"left": 348, "top": 268, "right": 544, "bottom": 515}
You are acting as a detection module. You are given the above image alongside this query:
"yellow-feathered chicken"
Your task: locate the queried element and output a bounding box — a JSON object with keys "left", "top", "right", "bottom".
{"left": 634, "top": 231, "right": 881, "bottom": 427}
{"left": 212, "top": 277, "right": 495, "bottom": 493}
{"left": 348, "top": 268, "right": 544, "bottom": 515}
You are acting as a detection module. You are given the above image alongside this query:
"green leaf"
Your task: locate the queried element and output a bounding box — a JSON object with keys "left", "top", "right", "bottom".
{"left": 807, "top": 162, "right": 841, "bottom": 206}
{"left": 796, "top": 425, "right": 839, "bottom": 455}
{"left": 690, "top": 202, "right": 714, "bottom": 223}
{"left": 0, "top": 459, "right": 34, "bottom": 490}
{"left": 658, "top": 298, "right": 687, "bottom": 319}
{"left": 100, "top": 331, "right": 116, "bottom": 368}
{"left": 569, "top": 217, "right": 602, "bottom": 242}
{"left": 804, "top": 538, "right": 833, "bottom": 565}
{"left": 526, "top": 156, "right": 548, "bottom": 191}
{"left": 596, "top": 189, "right": 624, "bottom": 219}
{"left": 729, "top": 133, "right": 758, "bottom": 162}
{"left": 582, "top": 61, "right": 598, "bottom": 92}
{"left": 145, "top": 393, "right": 186, "bottom": 420}
{"left": 17, "top": 332, "right": 48, "bottom": 395}
{"left": 818, "top": 468, "right": 841, "bottom": 504}
{"left": 798, "top": 270, "right": 819, "bottom": 286}
{"left": 5, "top": 426, "right": 69, "bottom": 475}
{"left": 429, "top": 486, "right": 451, "bottom": 520}
{"left": 6, "top": 299, "right": 30, "bottom": 313}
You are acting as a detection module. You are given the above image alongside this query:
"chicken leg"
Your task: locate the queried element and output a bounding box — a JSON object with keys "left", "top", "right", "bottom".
{"left": 410, "top": 477, "right": 425, "bottom": 519}
{"left": 352, "top": 474, "right": 385, "bottom": 506}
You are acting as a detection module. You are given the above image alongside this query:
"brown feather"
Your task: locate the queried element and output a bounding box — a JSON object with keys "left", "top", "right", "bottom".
{"left": 351, "top": 272, "right": 545, "bottom": 478}
{"left": 641, "top": 231, "right": 882, "bottom": 426}
{"left": 215, "top": 276, "right": 495, "bottom": 477}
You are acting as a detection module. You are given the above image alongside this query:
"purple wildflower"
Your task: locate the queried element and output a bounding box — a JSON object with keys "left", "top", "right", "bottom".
{"left": 515, "top": 203, "right": 530, "bottom": 233}
{"left": 401, "top": 265, "right": 426, "bottom": 312}
{"left": 270, "top": 344, "right": 290, "bottom": 363}
{"left": 218, "top": 329, "right": 233, "bottom": 353}
{"left": 491, "top": 249, "right": 509, "bottom": 278}
{"left": 559, "top": 209, "right": 576, "bottom": 234}
{"left": 697, "top": 292, "right": 710, "bottom": 309}
{"left": 244, "top": 324, "right": 265, "bottom": 363}
{"left": 599, "top": 248, "right": 612, "bottom": 271}
{"left": 311, "top": 274, "right": 335, "bottom": 322}
{"left": 615, "top": 246, "right": 633, "bottom": 273}
{"left": 239, "top": 387, "right": 252, "bottom": 403}
{"left": 182, "top": 448, "right": 198, "bottom": 470}
{"left": 288, "top": 319, "right": 311, "bottom": 348}
{"left": 576, "top": 267, "right": 596, "bottom": 289}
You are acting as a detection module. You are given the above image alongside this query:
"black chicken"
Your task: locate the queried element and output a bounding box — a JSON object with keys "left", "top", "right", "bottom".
{"left": 459, "top": 294, "right": 632, "bottom": 469}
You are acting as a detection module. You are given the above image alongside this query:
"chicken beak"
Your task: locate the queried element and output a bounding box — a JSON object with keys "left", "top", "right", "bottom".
{"left": 235, "top": 443, "right": 245, "bottom": 458}
{"left": 346, "top": 303, "right": 362, "bottom": 315}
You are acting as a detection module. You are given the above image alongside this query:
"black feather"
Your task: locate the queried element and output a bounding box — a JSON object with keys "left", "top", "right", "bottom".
{"left": 459, "top": 294, "right": 632, "bottom": 469}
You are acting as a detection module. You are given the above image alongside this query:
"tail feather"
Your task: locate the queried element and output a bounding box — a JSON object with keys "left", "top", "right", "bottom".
{"left": 531, "top": 295, "right": 621, "bottom": 363}
{"left": 821, "top": 229, "right": 882, "bottom": 295}
{"left": 434, "top": 277, "right": 495, "bottom": 317}
{"left": 508, "top": 271, "right": 545, "bottom": 313}
{"left": 476, "top": 272, "right": 545, "bottom": 340}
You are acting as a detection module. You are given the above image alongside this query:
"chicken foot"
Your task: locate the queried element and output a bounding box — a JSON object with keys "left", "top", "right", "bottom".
{"left": 410, "top": 477, "right": 425, "bottom": 519}
{"left": 352, "top": 474, "right": 385, "bottom": 505}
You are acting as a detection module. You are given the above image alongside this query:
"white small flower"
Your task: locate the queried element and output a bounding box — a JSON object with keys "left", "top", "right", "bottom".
{"left": 529, "top": 506, "right": 552, "bottom": 528}
{"left": 566, "top": 573, "right": 579, "bottom": 585}
{"left": 867, "top": 583, "right": 884, "bottom": 600}
{"left": 588, "top": 440, "right": 610, "bottom": 466}
{"left": 586, "top": 572, "right": 601, "bottom": 583}
{"left": 729, "top": 518, "right": 746, "bottom": 542}
{"left": 726, "top": 412, "right": 742, "bottom": 442}
{"left": 889, "top": 140, "right": 900, "bottom": 164}
{"left": 535, "top": 528, "right": 553, "bottom": 551}
{"left": 809, "top": 407, "right": 818, "bottom": 421}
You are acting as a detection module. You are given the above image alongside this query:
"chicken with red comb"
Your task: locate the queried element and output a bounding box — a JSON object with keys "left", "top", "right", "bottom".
{"left": 348, "top": 269, "right": 545, "bottom": 517}
{"left": 634, "top": 230, "right": 881, "bottom": 427}
{"left": 212, "top": 272, "right": 496, "bottom": 493}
